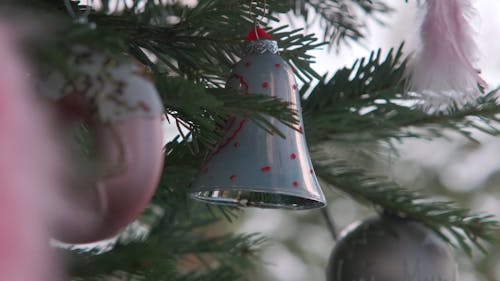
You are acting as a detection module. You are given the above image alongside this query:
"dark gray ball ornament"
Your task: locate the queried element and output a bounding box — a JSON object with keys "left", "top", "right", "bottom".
{"left": 326, "top": 216, "right": 457, "bottom": 281}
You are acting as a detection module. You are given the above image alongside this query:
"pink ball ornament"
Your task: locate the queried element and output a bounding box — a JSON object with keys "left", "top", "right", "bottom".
{"left": 40, "top": 47, "right": 165, "bottom": 244}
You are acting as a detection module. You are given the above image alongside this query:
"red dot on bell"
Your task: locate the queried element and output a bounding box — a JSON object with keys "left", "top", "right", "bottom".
{"left": 275, "top": 63, "right": 281, "bottom": 68}
{"left": 293, "top": 181, "right": 299, "bottom": 187}
{"left": 230, "top": 175, "right": 237, "bottom": 181}
{"left": 261, "top": 166, "right": 271, "bottom": 172}
{"left": 292, "top": 84, "right": 298, "bottom": 90}
{"left": 234, "top": 142, "right": 240, "bottom": 148}
{"left": 290, "top": 153, "right": 297, "bottom": 160}
{"left": 262, "top": 82, "right": 269, "bottom": 89}
{"left": 310, "top": 169, "right": 314, "bottom": 174}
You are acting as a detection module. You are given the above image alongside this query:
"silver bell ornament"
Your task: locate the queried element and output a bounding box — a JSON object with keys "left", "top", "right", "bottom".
{"left": 189, "top": 28, "right": 326, "bottom": 209}
{"left": 326, "top": 215, "right": 457, "bottom": 281}
{"left": 39, "top": 46, "right": 165, "bottom": 244}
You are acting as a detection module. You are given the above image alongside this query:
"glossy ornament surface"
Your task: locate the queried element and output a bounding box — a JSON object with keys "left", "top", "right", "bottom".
{"left": 190, "top": 28, "right": 326, "bottom": 210}
{"left": 40, "top": 47, "right": 164, "bottom": 244}
{"left": 326, "top": 216, "right": 457, "bottom": 281}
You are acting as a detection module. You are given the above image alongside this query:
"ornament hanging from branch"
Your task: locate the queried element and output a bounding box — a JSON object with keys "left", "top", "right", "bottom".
{"left": 406, "top": 0, "right": 487, "bottom": 112}
{"left": 40, "top": 47, "right": 165, "bottom": 244}
{"left": 326, "top": 215, "right": 457, "bottom": 281}
{"left": 189, "top": 27, "right": 326, "bottom": 209}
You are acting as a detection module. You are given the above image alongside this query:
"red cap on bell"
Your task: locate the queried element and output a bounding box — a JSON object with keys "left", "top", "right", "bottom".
{"left": 245, "top": 27, "right": 273, "bottom": 41}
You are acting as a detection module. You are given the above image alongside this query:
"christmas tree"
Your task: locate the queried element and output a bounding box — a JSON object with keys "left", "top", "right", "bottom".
{"left": 2, "top": 0, "right": 500, "bottom": 280}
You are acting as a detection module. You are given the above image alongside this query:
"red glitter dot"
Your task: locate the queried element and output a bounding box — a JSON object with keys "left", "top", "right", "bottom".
{"left": 262, "top": 82, "right": 269, "bottom": 89}
{"left": 275, "top": 63, "right": 281, "bottom": 68}
{"left": 245, "top": 62, "right": 252, "bottom": 67}
{"left": 292, "top": 84, "right": 298, "bottom": 90}
{"left": 293, "top": 181, "right": 299, "bottom": 187}
{"left": 298, "top": 126, "right": 303, "bottom": 133}
{"left": 290, "top": 153, "right": 297, "bottom": 160}
{"left": 230, "top": 175, "right": 237, "bottom": 181}
{"left": 234, "top": 142, "right": 240, "bottom": 148}
{"left": 261, "top": 166, "right": 272, "bottom": 172}
{"left": 310, "top": 169, "right": 314, "bottom": 174}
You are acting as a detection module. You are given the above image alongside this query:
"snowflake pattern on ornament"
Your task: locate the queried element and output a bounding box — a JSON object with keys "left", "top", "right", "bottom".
{"left": 40, "top": 46, "right": 163, "bottom": 123}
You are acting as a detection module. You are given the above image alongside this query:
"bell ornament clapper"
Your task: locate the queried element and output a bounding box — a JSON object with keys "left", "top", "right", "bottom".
{"left": 189, "top": 27, "right": 326, "bottom": 210}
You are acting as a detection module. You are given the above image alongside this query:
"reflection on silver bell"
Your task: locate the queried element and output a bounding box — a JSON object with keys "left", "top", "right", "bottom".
{"left": 189, "top": 28, "right": 326, "bottom": 210}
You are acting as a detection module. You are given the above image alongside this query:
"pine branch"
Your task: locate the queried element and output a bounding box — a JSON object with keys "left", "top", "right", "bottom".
{"left": 157, "top": 77, "right": 300, "bottom": 155}
{"left": 303, "top": 43, "right": 406, "bottom": 110}
{"left": 314, "top": 159, "right": 500, "bottom": 255}
{"left": 79, "top": 0, "right": 322, "bottom": 87}
{"left": 305, "top": 93, "right": 500, "bottom": 144}
{"left": 68, "top": 206, "right": 265, "bottom": 281}
{"left": 302, "top": 43, "right": 407, "bottom": 142}
{"left": 289, "top": 0, "right": 392, "bottom": 45}
{"left": 303, "top": 44, "right": 500, "bottom": 144}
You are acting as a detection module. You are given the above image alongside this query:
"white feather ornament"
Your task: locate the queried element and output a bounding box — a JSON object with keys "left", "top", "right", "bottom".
{"left": 406, "top": 0, "right": 487, "bottom": 112}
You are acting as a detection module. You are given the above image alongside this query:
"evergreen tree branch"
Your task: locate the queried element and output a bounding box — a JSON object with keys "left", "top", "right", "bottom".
{"left": 84, "top": 0, "right": 322, "bottom": 86}
{"left": 305, "top": 92, "right": 500, "bottom": 144}
{"left": 303, "top": 44, "right": 500, "bottom": 144}
{"left": 289, "top": 0, "right": 392, "bottom": 45}
{"left": 68, "top": 232, "right": 265, "bottom": 280}
{"left": 68, "top": 197, "right": 265, "bottom": 281}
{"left": 314, "top": 159, "right": 500, "bottom": 255}
{"left": 157, "top": 77, "right": 300, "bottom": 154}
